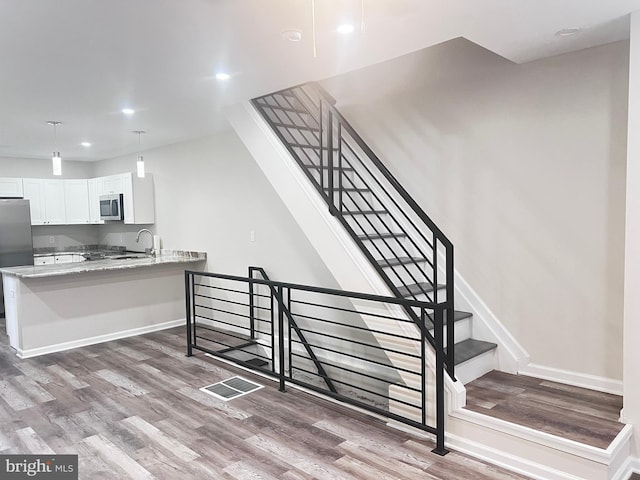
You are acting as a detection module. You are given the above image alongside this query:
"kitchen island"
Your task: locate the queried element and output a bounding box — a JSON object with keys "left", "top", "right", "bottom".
{"left": 1, "top": 250, "right": 206, "bottom": 358}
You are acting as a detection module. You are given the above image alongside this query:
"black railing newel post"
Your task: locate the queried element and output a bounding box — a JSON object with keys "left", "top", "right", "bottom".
{"left": 327, "top": 109, "right": 336, "bottom": 216}
{"left": 185, "top": 271, "right": 193, "bottom": 357}
{"left": 248, "top": 267, "right": 256, "bottom": 340}
{"left": 319, "top": 98, "right": 324, "bottom": 192}
{"left": 420, "top": 308, "right": 427, "bottom": 427}
{"left": 432, "top": 307, "right": 449, "bottom": 456}
{"left": 446, "top": 246, "right": 455, "bottom": 380}
{"left": 277, "top": 285, "right": 286, "bottom": 392}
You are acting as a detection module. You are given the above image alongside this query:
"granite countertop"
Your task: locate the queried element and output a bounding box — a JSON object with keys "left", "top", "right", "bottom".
{"left": 0, "top": 250, "right": 206, "bottom": 279}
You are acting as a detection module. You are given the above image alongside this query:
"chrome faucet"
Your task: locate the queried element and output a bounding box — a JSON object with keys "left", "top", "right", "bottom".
{"left": 136, "top": 228, "right": 155, "bottom": 256}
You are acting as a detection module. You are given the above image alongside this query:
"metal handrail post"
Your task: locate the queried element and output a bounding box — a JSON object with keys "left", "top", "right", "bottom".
{"left": 185, "top": 271, "right": 193, "bottom": 357}
{"left": 432, "top": 307, "right": 449, "bottom": 456}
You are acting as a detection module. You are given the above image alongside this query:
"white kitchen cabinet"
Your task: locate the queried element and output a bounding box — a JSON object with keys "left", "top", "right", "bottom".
{"left": 101, "top": 174, "right": 125, "bottom": 195}
{"left": 34, "top": 255, "right": 55, "bottom": 265}
{"left": 63, "top": 179, "right": 90, "bottom": 224}
{"left": 0, "top": 177, "right": 23, "bottom": 197}
{"left": 54, "top": 254, "right": 74, "bottom": 264}
{"left": 22, "top": 179, "right": 46, "bottom": 224}
{"left": 43, "top": 180, "right": 66, "bottom": 224}
{"left": 34, "top": 254, "right": 85, "bottom": 265}
{"left": 87, "top": 178, "right": 104, "bottom": 224}
{"left": 123, "top": 172, "right": 155, "bottom": 224}
{"left": 22, "top": 179, "right": 66, "bottom": 225}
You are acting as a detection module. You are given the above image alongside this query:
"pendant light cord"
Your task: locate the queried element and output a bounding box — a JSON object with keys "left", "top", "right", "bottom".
{"left": 311, "top": 0, "right": 317, "bottom": 58}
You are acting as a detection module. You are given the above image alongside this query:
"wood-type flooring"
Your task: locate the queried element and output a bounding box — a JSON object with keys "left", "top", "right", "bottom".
{"left": 465, "top": 370, "right": 624, "bottom": 449}
{"left": 0, "top": 323, "right": 532, "bottom": 479}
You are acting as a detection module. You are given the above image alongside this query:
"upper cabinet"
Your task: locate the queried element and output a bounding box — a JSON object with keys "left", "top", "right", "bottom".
{"left": 122, "top": 172, "right": 155, "bottom": 224}
{"left": 23, "top": 179, "right": 66, "bottom": 225}
{"left": 18, "top": 172, "right": 155, "bottom": 226}
{"left": 0, "top": 177, "right": 23, "bottom": 198}
{"left": 101, "top": 174, "right": 125, "bottom": 195}
{"left": 63, "top": 179, "right": 90, "bottom": 224}
{"left": 87, "top": 178, "right": 103, "bottom": 224}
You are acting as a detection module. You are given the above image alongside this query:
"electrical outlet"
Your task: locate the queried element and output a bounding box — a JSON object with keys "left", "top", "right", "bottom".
{"left": 48, "top": 236, "right": 55, "bottom": 244}
{"left": 9, "top": 289, "right": 15, "bottom": 298}
{"left": 250, "top": 230, "right": 256, "bottom": 242}
{"left": 120, "top": 234, "right": 124, "bottom": 244}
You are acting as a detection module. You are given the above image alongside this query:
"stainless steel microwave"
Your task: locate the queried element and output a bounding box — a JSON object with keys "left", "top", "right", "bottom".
{"left": 99, "top": 193, "right": 124, "bottom": 221}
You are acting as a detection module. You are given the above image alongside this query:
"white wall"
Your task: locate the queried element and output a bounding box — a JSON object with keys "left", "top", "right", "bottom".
{"left": 624, "top": 11, "right": 640, "bottom": 458}
{"left": 92, "top": 130, "right": 341, "bottom": 286}
{"left": 0, "top": 156, "right": 93, "bottom": 179}
{"left": 321, "top": 39, "right": 628, "bottom": 380}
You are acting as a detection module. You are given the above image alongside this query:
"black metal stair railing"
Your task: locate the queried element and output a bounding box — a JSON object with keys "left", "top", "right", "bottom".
{"left": 185, "top": 267, "right": 450, "bottom": 455}
{"left": 252, "top": 83, "right": 456, "bottom": 379}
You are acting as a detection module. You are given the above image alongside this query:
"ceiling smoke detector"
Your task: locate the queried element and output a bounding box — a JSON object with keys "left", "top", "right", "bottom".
{"left": 281, "top": 29, "right": 303, "bottom": 42}
{"left": 556, "top": 28, "right": 581, "bottom": 37}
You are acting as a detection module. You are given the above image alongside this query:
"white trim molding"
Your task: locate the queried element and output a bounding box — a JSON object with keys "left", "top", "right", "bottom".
{"left": 15, "top": 319, "right": 184, "bottom": 359}
{"left": 519, "top": 363, "right": 623, "bottom": 396}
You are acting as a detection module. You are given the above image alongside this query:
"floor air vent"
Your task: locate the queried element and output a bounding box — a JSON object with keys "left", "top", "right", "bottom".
{"left": 200, "top": 376, "right": 263, "bottom": 401}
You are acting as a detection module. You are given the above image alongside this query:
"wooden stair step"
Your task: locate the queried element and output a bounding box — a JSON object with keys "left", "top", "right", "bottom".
{"left": 271, "top": 121, "right": 320, "bottom": 132}
{"left": 396, "top": 282, "right": 443, "bottom": 297}
{"left": 358, "top": 232, "right": 407, "bottom": 241}
{"left": 446, "top": 338, "right": 497, "bottom": 366}
{"left": 426, "top": 310, "right": 472, "bottom": 328}
{"left": 377, "top": 256, "right": 426, "bottom": 267}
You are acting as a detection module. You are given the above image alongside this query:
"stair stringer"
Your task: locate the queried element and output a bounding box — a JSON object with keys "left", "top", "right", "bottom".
{"left": 228, "top": 99, "right": 465, "bottom": 405}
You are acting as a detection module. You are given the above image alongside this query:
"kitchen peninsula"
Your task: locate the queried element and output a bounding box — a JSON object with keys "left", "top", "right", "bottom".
{"left": 1, "top": 250, "right": 206, "bottom": 358}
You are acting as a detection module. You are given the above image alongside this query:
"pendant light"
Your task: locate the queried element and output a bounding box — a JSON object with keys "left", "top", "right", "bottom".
{"left": 133, "top": 130, "right": 146, "bottom": 178}
{"left": 48, "top": 121, "right": 62, "bottom": 176}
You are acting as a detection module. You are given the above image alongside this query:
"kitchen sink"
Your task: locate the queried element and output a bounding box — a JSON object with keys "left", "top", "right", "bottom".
{"left": 108, "top": 254, "right": 150, "bottom": 260}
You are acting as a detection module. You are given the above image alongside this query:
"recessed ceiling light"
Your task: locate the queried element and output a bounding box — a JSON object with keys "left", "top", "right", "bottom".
{"left": 215, "top": 72, "right": 231, "bottom": 81}
{"left": 121, "top": 108, "right": 135, "bottom": 116}
{"left": 556, "top": 28, "right": 581, "bottom": 37}
{"left": 80, "top": 142, "right": 91, "bottom": 147}
{"left": 337, "top": 24, "right": 355, "bottom": 35}
{"left": 281, "top": 29, "right": 303, "bottom": 42}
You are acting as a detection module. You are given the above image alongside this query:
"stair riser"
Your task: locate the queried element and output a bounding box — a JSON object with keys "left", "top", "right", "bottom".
{"left": 429, "top": 317, "right": 471, "bottom": 345}
{"left": 279, "top": 127, "right": 320, "bottom": 148}
{"left": 382, "top": 262, "right": 432, "bottom": 289}
{"left": 359, "top": 236, "right": 415, "bottom": 262}
{"left": 454, "top": 348, "right": 495, "bottom": 384}
{"left": 336, "top": 190, "right": 384, "bottom": 212}
{"left": 267, "top": 108, "right": 318, "bottom": 129}
{"left": 308, "top": 169, "right": 359, "bottom": 188}
{"left": 343, "top": 213, "right": 403, "bottom": 236}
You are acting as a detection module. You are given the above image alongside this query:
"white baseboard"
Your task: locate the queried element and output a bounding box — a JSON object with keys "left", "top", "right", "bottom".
{"left": 519, "top": 363, "right": 623, "bottom": 396}
{"left": 15, "top": 319, "right": 184, "bottom": 359}
{"left": 612, "top": 456, "right": 640, "bottom": 480}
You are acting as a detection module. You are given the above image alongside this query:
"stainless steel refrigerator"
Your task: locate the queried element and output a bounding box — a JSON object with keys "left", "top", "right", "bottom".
{"left": 0, "top": 199, "right": 34, "bottom": 317}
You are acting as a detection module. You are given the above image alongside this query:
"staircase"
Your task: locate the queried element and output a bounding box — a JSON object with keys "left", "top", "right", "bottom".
{"left": 227, "top": 82, "right": 634, "bottom": 480}
{"left": 249, "top": 82, "right": 497, "bottom": 384}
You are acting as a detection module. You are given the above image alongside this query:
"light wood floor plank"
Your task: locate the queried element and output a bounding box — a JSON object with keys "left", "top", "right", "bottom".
{"left": 83, "top": 434, "right": 156, "bottom": 480}
{"left": 0, "top": 323, "right": 533, "bottom": 479}
{"left": 15, "top": 426, "right": 55, "bottom": 454}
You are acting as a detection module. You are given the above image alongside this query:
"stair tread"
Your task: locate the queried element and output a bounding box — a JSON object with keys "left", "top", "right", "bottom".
{"left": 255, "top": 101, "right": 308, "bottom": 115}
{"left": 344, "top": 209, "right": 388, "bottom": 215}
{"left": 377, "top": 256, "right": 426, "bottom": 267}
{"left": 396, "top": 282, "right": 443, "bottom": 296}
{"left": 446, "top": 338, "right": 497, "bottom": 366}
{"left": 272, "top": 121, "right": 320, "bottom": 132}
{"left": 324, "top": 187, "right": 370, "bottom": 192}
{"left": 292, "top": 143, "right": 339, "bottom": 151}
{"left": 426, "top": 310, "right": 473, "bottom": 328}
{"left": 358, "top": 232, "right": 407, "bottom": 240}
{"left": 303, "top": 163, "right": 355, "bottom": 171}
